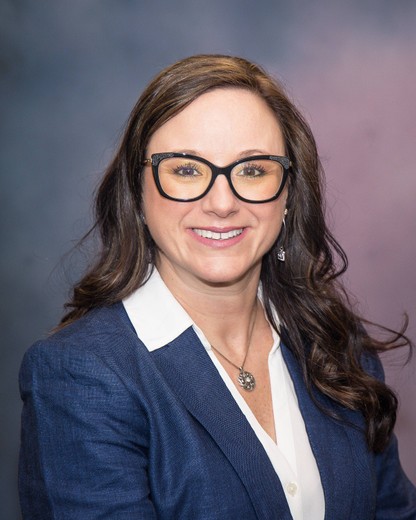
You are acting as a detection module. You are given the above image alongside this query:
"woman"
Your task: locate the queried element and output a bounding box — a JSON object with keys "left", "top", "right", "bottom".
{"left": 19, "top": 55, "right": 416, "bottom": 519}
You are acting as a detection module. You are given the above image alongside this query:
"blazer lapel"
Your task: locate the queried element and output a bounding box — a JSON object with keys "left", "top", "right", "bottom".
{"left": 280, "top": 330, "right": 358, "bottom": 520}
{"left": 151, "top": 327, "right": 292, "bottom": 520}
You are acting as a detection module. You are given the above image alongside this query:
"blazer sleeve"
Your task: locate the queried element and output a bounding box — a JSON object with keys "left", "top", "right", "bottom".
{"left": 362, "top": 352, "right": 416, "bottom": 519}
{"left": 19, "top": 338, "right": 157, "bottom": 520}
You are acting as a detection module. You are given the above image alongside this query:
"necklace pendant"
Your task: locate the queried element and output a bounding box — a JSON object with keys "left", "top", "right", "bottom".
{"left": 237, "top": 368, "right": 256, "bottom": 391}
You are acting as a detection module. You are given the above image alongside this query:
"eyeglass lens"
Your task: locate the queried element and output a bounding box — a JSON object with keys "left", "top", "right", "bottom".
{"left": 157, "top": 157, "right": 284, "bottom": 201}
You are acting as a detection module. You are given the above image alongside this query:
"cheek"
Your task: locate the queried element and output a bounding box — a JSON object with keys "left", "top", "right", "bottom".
{"left": 142, "top": 174, "right": 161, "bottom": 223}
{"left": 266, "top": 218, "right": 284, "bottom": 244}
{"left": 142, "top": 179, "right": 187, "bottom": 245}
{"left": 142, "top": 182, "right": 165, "bottom": 247}
{"left": 261, "top": 200, "right": 286, "bottom": 229}
{"left": 257, "top": 203, "right": 286, "bottom": 245}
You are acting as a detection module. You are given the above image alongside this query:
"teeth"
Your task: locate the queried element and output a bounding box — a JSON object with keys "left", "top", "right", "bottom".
{"left": 193, "top": 228, "right": 243, "bottom": 240}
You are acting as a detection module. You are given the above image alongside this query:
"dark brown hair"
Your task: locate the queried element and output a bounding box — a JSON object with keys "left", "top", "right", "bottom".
{"left": 60, "top": 54, "right": 411, "bottom": 452}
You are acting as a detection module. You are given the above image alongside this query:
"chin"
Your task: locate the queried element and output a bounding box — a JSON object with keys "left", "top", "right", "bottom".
{"left": 193, "top": 263, "right": 258, "bottom": 287}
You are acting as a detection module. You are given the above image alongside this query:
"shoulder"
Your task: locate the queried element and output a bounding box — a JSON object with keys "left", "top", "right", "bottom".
{"left": 19, "top": 303, "right": 152, "bottom": 398}
{"left": 23, "top": 303, "right": 133, "bottom": 356}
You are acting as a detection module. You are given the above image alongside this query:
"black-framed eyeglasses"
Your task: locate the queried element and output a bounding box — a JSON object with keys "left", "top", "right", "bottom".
{"left": 143, "top": 152, "right": 291, "bottom": 203}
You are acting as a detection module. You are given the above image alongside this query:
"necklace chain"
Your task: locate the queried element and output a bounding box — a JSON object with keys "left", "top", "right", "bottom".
{"left": 210, "top": 302, "right": 258, "bottom": 392}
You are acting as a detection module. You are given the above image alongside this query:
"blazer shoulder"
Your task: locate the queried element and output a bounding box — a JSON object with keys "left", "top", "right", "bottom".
{"left": 24, "top": 303, "right": 133, "bottom": 355}
{"left": 20, "top": 303, "right": 147, "bottom": 393}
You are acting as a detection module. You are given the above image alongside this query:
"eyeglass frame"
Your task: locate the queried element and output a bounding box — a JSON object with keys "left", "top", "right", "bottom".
{"left": 143, "top": 152, "right": 291, "bottom": 203}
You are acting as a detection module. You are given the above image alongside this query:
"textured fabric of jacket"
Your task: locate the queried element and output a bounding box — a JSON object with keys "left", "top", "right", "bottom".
{"left": 19, "top": 303, "right": 416, "bottom": 519}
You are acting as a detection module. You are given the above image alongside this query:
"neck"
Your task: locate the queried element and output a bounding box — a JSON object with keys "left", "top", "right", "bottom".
{"left": 156, "top": 261, "right": 261, "bottom": 356}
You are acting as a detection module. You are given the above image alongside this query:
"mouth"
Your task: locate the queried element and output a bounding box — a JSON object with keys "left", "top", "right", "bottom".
{"left": 192, "top": 228, "right": 244, "bottom": 240}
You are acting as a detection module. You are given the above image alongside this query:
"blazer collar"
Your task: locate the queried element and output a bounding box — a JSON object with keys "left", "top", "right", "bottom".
{"left": 279, "top": 329, "right": 361, "bottom": 520}
{"left": 107, "top": 302, "right": 366, "bottom": 520}
{"left": 150, "top": 326, "right": 292, "bottom": 520}
{"left": 151, "top": 323, "right": 365, "bottom": 520}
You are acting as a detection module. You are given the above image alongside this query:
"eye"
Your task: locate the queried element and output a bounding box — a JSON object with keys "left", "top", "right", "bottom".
{"left": 236, "top": 163, "right": 267, "bottom": 177}
{"left": 172, "top": 162, "right": 202, "bottom": 177}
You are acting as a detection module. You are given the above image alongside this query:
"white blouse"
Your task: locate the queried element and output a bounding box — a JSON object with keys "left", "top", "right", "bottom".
{"left": 123, "top": 269, "right": 325, "bottom": 520}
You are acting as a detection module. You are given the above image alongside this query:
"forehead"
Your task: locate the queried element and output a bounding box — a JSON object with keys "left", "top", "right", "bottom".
{"left": 146, "top": 88, "right": 285, "bottom": 160}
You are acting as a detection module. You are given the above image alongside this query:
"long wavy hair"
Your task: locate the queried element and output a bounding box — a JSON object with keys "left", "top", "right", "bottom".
{"left": 60, "top": 54, "right": 410, "bottom": 452}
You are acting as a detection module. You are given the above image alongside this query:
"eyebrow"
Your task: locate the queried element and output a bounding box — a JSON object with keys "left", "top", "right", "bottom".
{"left": 169, "top": 149, "right": 273, "bottom": 159}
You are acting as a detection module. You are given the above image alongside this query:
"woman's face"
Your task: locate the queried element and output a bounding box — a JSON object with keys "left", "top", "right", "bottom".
{"left": 142, "top": 88, "right": 288, "bottom": 289}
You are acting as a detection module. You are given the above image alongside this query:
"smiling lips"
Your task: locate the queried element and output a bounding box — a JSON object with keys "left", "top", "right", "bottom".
{"left": 192, "top": 228, "right": 243, "bottom": 240}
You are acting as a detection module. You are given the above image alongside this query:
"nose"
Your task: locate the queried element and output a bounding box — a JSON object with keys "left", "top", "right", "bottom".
{"left": 200, "top": 174, "right": 239, "bottom": 217}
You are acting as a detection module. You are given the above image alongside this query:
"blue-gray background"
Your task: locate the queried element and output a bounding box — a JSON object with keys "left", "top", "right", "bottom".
{"left": 1, "top": 1, "right": 415, "bottom": 518}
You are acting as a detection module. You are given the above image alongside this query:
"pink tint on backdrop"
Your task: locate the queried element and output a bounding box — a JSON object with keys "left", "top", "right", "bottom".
{"left": 283, "top": 32, "right": 416, "bottom": 481}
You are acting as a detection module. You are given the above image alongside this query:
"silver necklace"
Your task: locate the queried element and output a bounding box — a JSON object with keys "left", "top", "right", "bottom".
{"left": 210, "top": 303, "right": 257, "bottom": 392}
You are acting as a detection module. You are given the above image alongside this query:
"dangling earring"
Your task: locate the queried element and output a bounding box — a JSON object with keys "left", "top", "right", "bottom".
{"left": 278, "top": 209, "right": 288, "bottom": 262}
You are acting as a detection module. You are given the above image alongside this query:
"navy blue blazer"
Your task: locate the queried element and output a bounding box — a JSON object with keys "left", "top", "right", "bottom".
{"left": 19, "top": 303, "right": 416, "bottom": 519}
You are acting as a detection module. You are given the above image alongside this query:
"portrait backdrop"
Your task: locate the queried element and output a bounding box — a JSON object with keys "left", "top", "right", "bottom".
{"left": 1, "top": 1, "right": 415, "bottom": 518}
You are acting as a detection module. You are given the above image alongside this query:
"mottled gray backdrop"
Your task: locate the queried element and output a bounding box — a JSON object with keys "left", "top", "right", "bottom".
{"left": 1, "top": 1, "right": 415, "bottom": 518}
